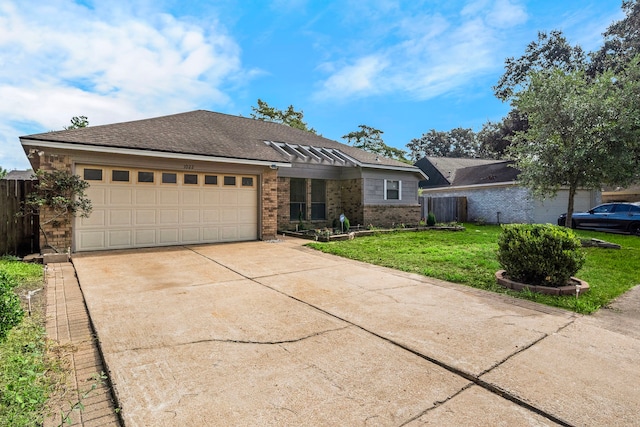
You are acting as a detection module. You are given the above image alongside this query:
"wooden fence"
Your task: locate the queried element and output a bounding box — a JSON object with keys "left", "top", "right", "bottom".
{"left": 420, "top": 196, "right": 467, "bottom": 223}
{"left": 0, "top": 180, "right": 39, "bottom": 256}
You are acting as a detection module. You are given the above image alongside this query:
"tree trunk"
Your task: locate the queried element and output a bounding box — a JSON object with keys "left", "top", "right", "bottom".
{"left": 565, "top": 185, "right": 577, "bottom": 229}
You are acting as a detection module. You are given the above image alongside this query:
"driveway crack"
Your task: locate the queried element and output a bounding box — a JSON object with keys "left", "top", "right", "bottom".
{"left": 125, "top": 326, "right": 350, "bottom": 352}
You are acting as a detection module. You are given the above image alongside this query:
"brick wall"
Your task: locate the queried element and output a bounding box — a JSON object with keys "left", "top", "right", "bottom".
{"left": 35, "top": 153, "right": 74, "bottom": 252}
{"left": 340, "top": 178, "right": 364, "bottom": 226}
{"left": 422, "top": 186, "right": 533, "bottom": 224}
{"left": 261, "top": 168, "right": 278, "bottom": 240}
{"left": 363, "top": 205, "right": 422, "bottom": 228}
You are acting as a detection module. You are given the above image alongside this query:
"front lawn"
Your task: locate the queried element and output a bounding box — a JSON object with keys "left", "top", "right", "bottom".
{"left": 307, "top": 224, "right": 640, "bottom": 314}
{"left": 0, "top": 258, "right": 54, "bottom": 426}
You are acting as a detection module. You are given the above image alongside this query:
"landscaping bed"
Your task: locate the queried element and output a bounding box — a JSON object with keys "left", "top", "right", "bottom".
{"left": 281, "top": 224, "right": 465, "bottom": 242}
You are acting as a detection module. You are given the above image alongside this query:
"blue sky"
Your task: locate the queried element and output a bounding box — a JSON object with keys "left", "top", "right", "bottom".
{"left": 0, "top": 0, "right": 625, "bottom": 170}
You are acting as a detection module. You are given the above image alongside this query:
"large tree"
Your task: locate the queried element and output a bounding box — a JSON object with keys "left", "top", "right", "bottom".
{"left": 510, "top": 61, "right": 640, "bottom": 229}
{"left": 493, "top": 30, "right": 587, "bottom": 101}
{"left": 342, "top": 125, "right": 407, "bottom": 162}
{"left": 406, "top": 128, "right": 478, "bottom": 161}
{"left": 250, "top": 99, "right": 317, "bottom": 134}
{"left": 477, "top": 109, "right": 529, "bottom": 159}
{"left": 590, "top": 0, "right": 640, "bottom": 75}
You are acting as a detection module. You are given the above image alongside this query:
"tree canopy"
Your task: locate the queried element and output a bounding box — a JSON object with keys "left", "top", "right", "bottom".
{"left": 250, "top": 99, "right": 317, "bottom": 134}
{"left": 510, "top": 60, "right": 640, "bottom": 228}
{"left": 64, "top": 116, "right": 89, "bottom": 130}
{"left": 406, "top": 128, "right": 479, "bottom": 161}
{"left": 342, "top": 125, "right": 408, "bottom": 162}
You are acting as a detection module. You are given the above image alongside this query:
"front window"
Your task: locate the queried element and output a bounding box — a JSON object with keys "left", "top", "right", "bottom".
{"left": 311, "top": 179, "right": 326, "bottom": 220}
{"left": 290, "top": 178, "right": 306, "bottom": 221}
{"left": 385, "top": 180, "right": 401, "bottom": 200}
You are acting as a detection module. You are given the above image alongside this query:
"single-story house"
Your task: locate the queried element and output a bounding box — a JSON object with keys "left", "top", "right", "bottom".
{"left": 416, "top": 157, "right": 600, "bottom": 224}
{"left": 20, "top": 110, "right": 426, "bottom": 252}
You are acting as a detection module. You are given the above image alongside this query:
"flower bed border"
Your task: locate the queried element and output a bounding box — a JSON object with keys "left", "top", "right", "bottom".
{"left": 495, "top": 270, "right": 589, "bottom": 296}
{"left": 281, "top": 226, "right": 465, "bottom": 242}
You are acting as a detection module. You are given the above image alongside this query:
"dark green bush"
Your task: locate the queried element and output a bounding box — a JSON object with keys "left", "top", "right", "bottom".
{"left": 427, "top": 212, "right": 436, "bottom": 226}
{"left": 497, "top": 224, "right": 585, "bottom": 287}
{"left": 0, "top": 271, "right": 24, "bottom": 342}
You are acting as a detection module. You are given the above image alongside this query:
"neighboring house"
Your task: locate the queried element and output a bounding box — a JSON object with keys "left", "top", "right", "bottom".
{"left": 20, "top": 110, "right": 426, "bottom": 252}
{"left": 415, "top": 156, "right": 504, "bottom": 189}
{"left": 602, "top": 184, "right": 640, "bottom": 203}
{"left": 2, "top": 169, "right": 35, "bottom": 180}
{"left": 416, "top": 157, "right": 600, "bottom": 224}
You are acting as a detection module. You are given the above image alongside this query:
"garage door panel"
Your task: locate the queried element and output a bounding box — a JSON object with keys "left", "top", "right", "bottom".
{"left": 135, "top": 229, "right": 156, "bottom": 245}
{"left": 81, "top": 210, "right": 105, "bottom": 227}
{"left": 238, "top": 225, "right": 258, "bottom": 239}
{"left": 159, "top": 229, "right": 179, "bottom": 244}
{"left": 182, "top": 209, "right": 200, "bottom": 224}
{"left": 159, "top": 209, "right": 179, "bottom": 225}
{"left": 159, "top": 190, "right": 179, "bottom": 205}
{"left": 136, "top": 210, "right": 157, "bottom": 225}
{"left": 78, "top": 231, "right": 105, "bottom": 251}
{"left": 220, "top": 191, "right": 238, "bottom": 205}
{"left": 109, "top": 210, "right": 132, "bottom": 226}
{"left": 221, "top": 209, "right": 238, "bottom": 223}
{"left": 182, "top": 190, "right": 200, "bottom": 205}
{"left": 108, "top": 230, "right": 132, "bottom": 247}
{"left": 75, "top": 166, "right": 258, "bottom": 251}
{"left": 203, "top": 191, "right": 220, "bottom": 206}
{"left": 203, "top": 227, "right": 219, "bottom": 240}
{"left": 237, "top": 191, "right": 256, "bottom": 206}
{"left": 238, "top": 208, "right": 257, "bottom": 222}
{"left": 203, "top": 209, "right": 219, "bottom": 223}
{"left": 221, "top": 227, "right": 238, "bottom": 241}
{"left": 87, "top": 187, "right": 107, "bottom": 204}
{"left": 135, "top": 189, "right": 157, "bottom": 204}
{"left": 181, "top": 228, "right": 200, "bottom": 243}
{"left": 110, "top": 188, "right": 132, "bottom": 204}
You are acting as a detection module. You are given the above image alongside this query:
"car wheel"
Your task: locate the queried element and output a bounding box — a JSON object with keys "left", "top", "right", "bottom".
{"left": 630, "top": 222, "right": 640, "bottom": 236}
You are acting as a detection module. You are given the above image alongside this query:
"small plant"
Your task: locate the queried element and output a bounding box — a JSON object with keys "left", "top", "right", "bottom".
{"left": 343, "top": 216, "right": 350, "bottom": 232}
{"left": 426, "top": 212, "right": 436, "bottom": 226}
{"left": 0, "top": 271, "right": 24, "bottom": 343}
{"left": 497, "top": 224, "right": 586, "bottom": 287}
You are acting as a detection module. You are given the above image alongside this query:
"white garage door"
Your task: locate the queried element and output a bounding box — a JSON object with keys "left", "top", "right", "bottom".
{"left": 533, "top": 190, "right": 595, "bottom": 224}
{"left": 75, "top": 165, "right": 258, "bottom": 251}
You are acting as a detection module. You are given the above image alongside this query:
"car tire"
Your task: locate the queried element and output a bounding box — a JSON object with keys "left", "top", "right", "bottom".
{"left": 630, "top": 222, "right": 640, "bottom": 236}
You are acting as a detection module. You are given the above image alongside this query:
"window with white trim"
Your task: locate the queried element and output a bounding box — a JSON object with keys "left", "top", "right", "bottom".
{"left": 384, "top": 180, "right": 401, "bottom": 200}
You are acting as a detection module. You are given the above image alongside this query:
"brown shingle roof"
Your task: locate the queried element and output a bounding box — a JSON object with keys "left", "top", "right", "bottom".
{"left": 21, "top": 110, "right": 414, "bottom": 169}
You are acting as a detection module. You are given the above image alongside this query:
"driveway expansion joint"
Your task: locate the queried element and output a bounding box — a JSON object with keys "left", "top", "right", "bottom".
{"left": 256, "top": 279, "right": 577, "bottom": 427}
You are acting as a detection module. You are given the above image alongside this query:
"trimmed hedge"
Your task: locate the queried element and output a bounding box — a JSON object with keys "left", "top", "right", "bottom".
{"left": 497, "top": 224, "right": 586, "bottom": 287}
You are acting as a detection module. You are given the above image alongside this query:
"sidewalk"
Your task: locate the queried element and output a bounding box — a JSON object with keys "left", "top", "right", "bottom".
{"left": 44, "top": 262, "right": 121, "bottom": 427}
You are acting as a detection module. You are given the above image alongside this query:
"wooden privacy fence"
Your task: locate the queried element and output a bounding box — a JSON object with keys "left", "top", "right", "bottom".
{"left": 420, "top": 196, "right": 467, "bottom": 223}
{"left": 0, "top": 179, "right": 39, "bottom": 256}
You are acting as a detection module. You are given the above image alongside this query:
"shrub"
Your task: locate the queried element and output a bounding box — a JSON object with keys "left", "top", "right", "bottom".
{"left": 0, "top": 271, "right": 24, "bottom": 343}
{"left": 343, "top": 216, "right": 350, "bottom": 232}
{"left": 497, "top": 224, "right": 585, "bottom": 287}
{"left": 427, "top": 212, "right": 436, "bottom": 226}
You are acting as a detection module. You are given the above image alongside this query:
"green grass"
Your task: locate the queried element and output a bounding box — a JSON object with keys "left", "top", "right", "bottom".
{"left": 307, "top": 224, "right": 640, "bottom": 314}
{"left": 0, "top": 258, "right": 53, "bottom": 426}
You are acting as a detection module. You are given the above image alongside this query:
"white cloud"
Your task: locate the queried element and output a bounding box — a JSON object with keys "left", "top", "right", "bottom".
{"left": 313, "top": 0, "right": 528, "bottom": 102}
{"left": 315, "top": 56, "right": 389, "bottom": 99}
{"left": 0, "top": 0, "right": 247, "bottom": 170}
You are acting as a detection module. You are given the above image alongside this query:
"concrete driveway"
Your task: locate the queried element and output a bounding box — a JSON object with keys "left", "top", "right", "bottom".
{"left": 72, "top": 238, "right": 640, "bottom": 426}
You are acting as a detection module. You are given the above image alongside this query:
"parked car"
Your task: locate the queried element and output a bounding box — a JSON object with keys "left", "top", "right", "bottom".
{"left": 557, "top": 202, "right": 640, "bottom": 235}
